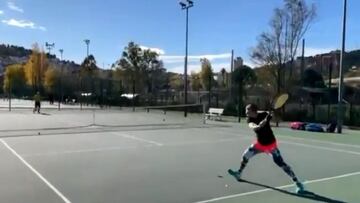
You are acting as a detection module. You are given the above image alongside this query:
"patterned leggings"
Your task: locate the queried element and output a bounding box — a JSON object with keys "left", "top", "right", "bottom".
{"left": 239, "top": 144, "right": 299, "bottom": 183}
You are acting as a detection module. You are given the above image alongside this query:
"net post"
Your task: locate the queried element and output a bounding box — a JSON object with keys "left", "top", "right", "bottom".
{"left": 92, "top": 109, "right": 95, "bottom": 125}
{"left": 202, "top": 103, "right": 206, "bottom": 124}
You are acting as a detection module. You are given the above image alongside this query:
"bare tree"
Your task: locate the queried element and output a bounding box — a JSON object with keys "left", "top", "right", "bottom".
{"left": 251, "top": 0, "right": 316, "bottom": 93}
{"left": 284, "top": 0, "right": 316, "bottom": 78}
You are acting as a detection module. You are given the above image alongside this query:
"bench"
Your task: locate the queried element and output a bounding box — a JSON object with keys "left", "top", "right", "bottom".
{"left": 205, "top": 108, "right": 224, "bottom": 121}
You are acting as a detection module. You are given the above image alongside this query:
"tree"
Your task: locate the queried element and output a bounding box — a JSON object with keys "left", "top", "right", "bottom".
{"left": 113, "top": 68, "right": 125, "bottom": 92}
{"left": 254, "top": 65, "right": 278, "bottom": 95}
{"left": 190, "top": 71, "right": 201, "bottom": 91}
{"left": 149, "top": 61, "right": 166, "bottom": 92}
{"left": 44, "top": 66, "right": 60, "bottom": 94}
{"left": 233, "top": 65, "right": 257, "bottom": 121}
{"left": 191, "top": 71, "right": 202, "bottom": 102}
{"left": 0, "top": 44, "right": 31, "bottom": 57}
{"left": 80, "top": 54, "right": 98, "bottom": 77}
{"left": 113, "top": 42, "right": 163, "bottom": 107}
{"left": 114, "top": 42, "right": 160, "bottom": 94}
{"left": 220, "top": 68, "right": 227, "bottom": 88}
{"left": 80, "top": 54, "right": 98, "bottom": 96}
{"left": 303, "top": 68, "right": 325, "bottom": 119}
{"left": 200, "top": 58, "right": 213, "bottom": 90}
{"left": 200, "top": 58, "right": 214, "bottom": 107}
{"left": 303, "top": 68, "right": 325, "bottom": 88}
{"left": 145, "top": 59, "right": 166, "bottom": 104}
{"left": 24, "top": 43, "right": 49, "bottom": 92}
{"left": 118, "top": 42, "right": 143, "bottom": 94}
{"left": 169, "top": 73, "right": 184, "bottom": 91}
{"left": 142, "top": 51, "right": 164, "bottom": 93}
{"left": 3, "top": 64, "right": 26, "bottom": 96}
{"left": 251, "top": 0, "right": 316, "bottom": 93}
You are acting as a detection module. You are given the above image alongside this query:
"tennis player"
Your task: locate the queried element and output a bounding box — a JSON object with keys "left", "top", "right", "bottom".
{"left": 230, "top": 104, "right": 305, "bottom": 193}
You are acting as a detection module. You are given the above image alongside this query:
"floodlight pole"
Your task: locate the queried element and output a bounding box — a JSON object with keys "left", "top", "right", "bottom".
{"left": 58, "top": 49, "right": 64, "bottom": 111}
{"left": 180, "top": 0, "right": 194, "bottom": 117}
{"left": 337, "top": 0, "right": 347, "bottom": 133}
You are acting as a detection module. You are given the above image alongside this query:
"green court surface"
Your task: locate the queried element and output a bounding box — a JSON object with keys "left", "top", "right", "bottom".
{"left": 204, "top": 175, "right": 360, "bottom": 203}
{"left": 197, "top": 121, "right": 360, "bottom": 203}
{"left": 0, "top": 110, "right": 359, "bottom": 202}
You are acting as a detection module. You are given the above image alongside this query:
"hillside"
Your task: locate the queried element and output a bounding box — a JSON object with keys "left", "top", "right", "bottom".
{"left": 0, "top": 44, "right": 80, "bottom": 74}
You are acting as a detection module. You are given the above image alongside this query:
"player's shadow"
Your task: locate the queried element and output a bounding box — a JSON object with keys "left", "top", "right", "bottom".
{"left": 240, "top": 179, "right": 347, "bottom": 203}
{"left": 40, "top": 113, "right": 51, "bottom": 116}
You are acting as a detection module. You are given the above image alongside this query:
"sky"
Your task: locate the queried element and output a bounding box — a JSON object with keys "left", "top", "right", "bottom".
{"left": 0, "top": 0, "right": 359, "bottom": 73}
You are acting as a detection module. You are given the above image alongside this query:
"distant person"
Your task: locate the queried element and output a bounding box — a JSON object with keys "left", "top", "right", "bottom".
{"left": 229, "top": 104, "right": 305, "bottom": 193}
{"left": 49, "top": 94, "right": 54, "bottom": 105}
{"left": 33, "top": 92, "right": 41, "bottom": 113}
{"left": 326, "top": 117, "right": 337, "bottom": 133}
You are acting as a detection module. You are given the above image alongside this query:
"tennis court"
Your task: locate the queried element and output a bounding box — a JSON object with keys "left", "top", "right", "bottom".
{"left": 0, "top": 108, "right": 359, "bottom": 203}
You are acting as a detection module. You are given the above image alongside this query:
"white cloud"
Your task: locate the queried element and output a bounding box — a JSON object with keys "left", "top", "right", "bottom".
{"left": 38, "top": 26, "right": 47, "bottom": 31}
{"left": 164, "top": 53, "right": 257, "bottom": 73}
{"left": 7, "top": 2, "right": 24, "bottom": 13}
{"left": 167, "top": 64, "right": 200, "bottom": 74}
{"left": 139, "top": 45, "right": 165, "bottom": 55}
{"left": 168, "top": 62, "right": 232, "bottom": 74}
{"left": 205, "top": 62, "right": 256, "bottom": 72}
{"left": 2, "top": 19, "right": 46, "bottom": 31}
{"left": 0, "top": 10, "right": 4, "bottom": 15}
{"left": 244, "top": 61, "right": 257, "bottom": 68}
{"left": 160, "top": 53, "right": 231, "bottom": 64}
{"left": 303, "top": 47, "right": 335, "bottom": 57}
{"left": 297, "top": 47, "right": 337, "bottom": 57}
{"left": 212, "top": 63, "right": 231, "bottom": 72}
{"left": 2, "top": 19, "right": 33, "bottom": 27}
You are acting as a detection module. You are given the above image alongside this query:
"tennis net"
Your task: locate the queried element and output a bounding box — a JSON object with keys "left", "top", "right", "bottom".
{"left": 0, "top": 103, "right": 206, "bottom": 136}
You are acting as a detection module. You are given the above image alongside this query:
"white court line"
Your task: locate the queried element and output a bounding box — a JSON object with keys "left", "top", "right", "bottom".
{"left": 252, "top": 137, "right": 360, "bottom": 156}
{"left": 116, "top": 127, "right": 360, "bottom": 157}
{"left": 279, "top": 140, "right": 360, "bottom": 156}
{"left": 21, "top": 145, "right": 149, "bottom": 157}
{"left": 0, "top": 139, "right": 71, "bottom": 203}
{"left": 227, "top": 134, "right": 360, "bottom": 156}
{"left": 194, "top": 171, "right": 360, "bottom": 203}
{"left": 22, "top": 138, "right": 242, "bottom": 157}
{"left": 111, "top": 132, "right": 164, "bottom": 146}
{"left": 217, "top": 126, "right": 360, "bottom": 149}
{"left": 210, "top": 128, "right": 360, "bottom": 156}
{"left": 164, "top": 138, "right": 245, "bottom": 148}
{"left": 16, "top": 129, "right": 360, "bottom": 157}
{"left": 277, "top": 134, "right": 360, "bottom": 149}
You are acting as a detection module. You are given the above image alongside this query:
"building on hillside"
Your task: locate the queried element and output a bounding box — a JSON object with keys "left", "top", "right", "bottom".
{"left": 295, "top": 51, "right": 341, "bottom": 78}
{"left": 234, "top": 57, "right": 243, "bottom": 69}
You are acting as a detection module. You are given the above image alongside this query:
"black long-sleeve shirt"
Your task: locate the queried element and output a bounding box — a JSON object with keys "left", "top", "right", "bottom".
{"left": 247, "top": 112, "right": 276, "bottom": 145}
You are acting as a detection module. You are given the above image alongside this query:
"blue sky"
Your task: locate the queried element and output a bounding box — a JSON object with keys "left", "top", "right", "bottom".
{"left": 0, "top": 0, "right": 359, "bottom": 73}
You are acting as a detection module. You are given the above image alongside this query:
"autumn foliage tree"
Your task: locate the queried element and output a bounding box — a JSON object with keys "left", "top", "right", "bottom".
{"left": 3, "top": 64, "right": 26, "bottom": 96}
{"left": 24, "top": 43, "right": 49, "bottom": 92}
{"left": 44, "top": 66, "right": 60, "bottom": 94}
{"left": 200, "top": 58, "right": 214, "bottom": 91}
{"left": 190, "top": 71, "right": 201, "bottom": 91}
